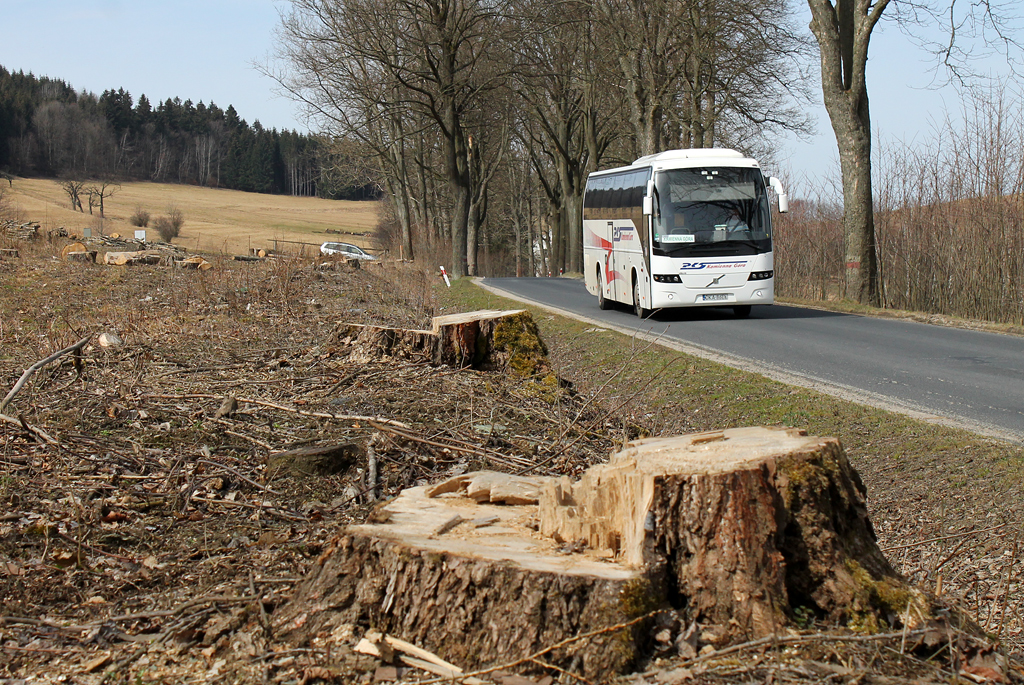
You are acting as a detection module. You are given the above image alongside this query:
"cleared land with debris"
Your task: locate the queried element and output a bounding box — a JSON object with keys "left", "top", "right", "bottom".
{"left": 1, "top": 233, "right": 1023, "bottom": 684}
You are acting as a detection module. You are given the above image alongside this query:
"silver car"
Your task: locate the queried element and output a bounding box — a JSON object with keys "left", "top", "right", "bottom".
{"left": 320, "top": 242, "right": 377, "bottom": 260}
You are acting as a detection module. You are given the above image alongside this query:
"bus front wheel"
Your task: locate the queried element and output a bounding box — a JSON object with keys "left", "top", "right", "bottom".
{"left": 633, "top": 277, "right": 649, "bottom": 318}
{"left": 597, "top": 269, "right": 611, "bottom": 310}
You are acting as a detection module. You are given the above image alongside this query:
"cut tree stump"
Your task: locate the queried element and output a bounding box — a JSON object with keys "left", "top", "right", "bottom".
{"left": 175, "top": 255, "right": 212, "bottom": 270}
{"left": 266, "top": 442, "right": 363, "bottom": 477}
{"left": 103, "top": 250, "right": 161, "bottom": 266}
{"left": 65, "top": 250, "right": 98, "bottom": 263}
{"left": 275, "top": 427, "right": 928, "bottom": 679}
{"left": 334, "top": 309, "right": 549, "bottom": 374}
{"left": 60, "top": 242, "right": 87, "bottom": 259}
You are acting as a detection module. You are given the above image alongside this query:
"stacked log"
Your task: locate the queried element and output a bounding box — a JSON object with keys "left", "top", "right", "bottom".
{"left": 276, "top": 427, "right": 931, "bottom": 680}
{"left": 1, "top": 220, "right": 40, "bottom": 241}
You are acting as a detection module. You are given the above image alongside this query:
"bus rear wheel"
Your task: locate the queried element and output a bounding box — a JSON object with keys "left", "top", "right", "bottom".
{"left": 633, "top": 277, "right": 648, "bottom": 318}
{"left": 733, "top": 305, "right": 752, "bottom": 318}
{"left": 597, "top": 269, "right": 611, "bottom": 310}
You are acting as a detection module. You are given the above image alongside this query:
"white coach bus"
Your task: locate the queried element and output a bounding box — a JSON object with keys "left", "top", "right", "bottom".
{"left": 583, "top": 148, "right": 788, "bottom": 318}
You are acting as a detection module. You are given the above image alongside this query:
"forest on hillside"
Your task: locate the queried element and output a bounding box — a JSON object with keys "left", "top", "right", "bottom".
{"left": 0, "top": 65, "right": 372, "bottom": 200}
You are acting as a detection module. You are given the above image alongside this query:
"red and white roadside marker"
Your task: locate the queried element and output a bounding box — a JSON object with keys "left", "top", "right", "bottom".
{"left": 440, "top": 265, "right": 451, "bottom": 288}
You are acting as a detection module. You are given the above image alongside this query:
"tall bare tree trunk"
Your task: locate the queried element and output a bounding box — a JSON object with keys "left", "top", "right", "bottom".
{"left": 467, "top": 197, "right": 480, "bottom": 276}
{"left": 808, "top": 0, "right": 887, "bottom": 306}
{"left": 528, "top": 192, "right": 538, "bottom": 276}
{"left": 835, "top": 113, "right": 877, "bottom": 303}
{"left": 389, "top": 125, "right": 415, "bottom": 262}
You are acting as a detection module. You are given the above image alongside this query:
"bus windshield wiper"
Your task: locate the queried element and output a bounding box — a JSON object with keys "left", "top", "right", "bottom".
{"left": 721, "top": 239, "right": 763, "bottom": 250}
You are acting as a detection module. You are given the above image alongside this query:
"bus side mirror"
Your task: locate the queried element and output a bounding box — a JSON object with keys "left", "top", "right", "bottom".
{"left": 768, "top": 177, "right": 789, "bottom": 213}
{"left": 642, "top": 195, "right": 653, "bottom": 215}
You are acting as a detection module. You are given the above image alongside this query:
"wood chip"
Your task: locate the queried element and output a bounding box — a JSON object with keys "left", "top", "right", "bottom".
{"left": 432, "top": 514, "right": 464, "bottom": 536}
{"left": 471, "top": 515, "right": 501, "bottom": 528}
{"left": 82, "top": 653, "right": 111, "bottom": 673}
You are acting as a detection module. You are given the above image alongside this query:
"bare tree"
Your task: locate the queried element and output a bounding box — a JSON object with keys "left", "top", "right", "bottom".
{"left": 274, "top": 0, "right": 521, "bottom": 277}
{"left": 806, "top": 0, "right": 1021, "bottom": 305}
{"left": 511, "top": 0, "right": 615, "bottom": 274}
{"left": 85, "top": 179, "right": 120, "bottom": 217}
{"left": 272, "top": 0, "right": 813, "bottom": 277}
{"left": 587, "top": 0, "right": 812, "bottom": 158}
{"left": 58, "top": 178, "right": 86, "bottom": 212}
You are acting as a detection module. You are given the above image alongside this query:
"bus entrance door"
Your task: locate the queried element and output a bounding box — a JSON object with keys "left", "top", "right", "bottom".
{"left": 608, "top": 223, "right": 622, "bottom": 303}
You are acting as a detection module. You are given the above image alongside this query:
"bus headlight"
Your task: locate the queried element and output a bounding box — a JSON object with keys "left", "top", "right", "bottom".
{"left": 653, "top": 274, "right": 682, "bottom": 283}
{"left": 748, "top": 271, "right": 774, "bottom": 281}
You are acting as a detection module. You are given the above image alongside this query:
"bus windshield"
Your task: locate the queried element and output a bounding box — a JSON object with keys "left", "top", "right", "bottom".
{"left": 652, "top": 167, "right": 770, "bottom": 256}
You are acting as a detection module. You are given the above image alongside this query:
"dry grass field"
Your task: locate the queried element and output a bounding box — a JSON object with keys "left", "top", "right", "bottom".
{"left": 3, "top": 177, "right": 379, "bottom": 255}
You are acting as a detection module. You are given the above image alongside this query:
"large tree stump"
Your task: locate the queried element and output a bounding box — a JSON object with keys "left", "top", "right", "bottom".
{"left": 276, "top": 427, "right": 926, "bottom": 679}
{"left": 334, "top": 309, "right": 548, "bottom": 374}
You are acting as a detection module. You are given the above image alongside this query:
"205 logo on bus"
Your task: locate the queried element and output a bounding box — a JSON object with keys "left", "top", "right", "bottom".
{"left": 612, "top": 225, "right": 634, "bottom": 242}
{"left": 678, "top": 261, "right": 748, "bottom": 270}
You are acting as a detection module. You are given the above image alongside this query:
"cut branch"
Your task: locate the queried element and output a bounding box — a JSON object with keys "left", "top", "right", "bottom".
{"left": 0, "top": 335, "right": 92, "bottom": 413}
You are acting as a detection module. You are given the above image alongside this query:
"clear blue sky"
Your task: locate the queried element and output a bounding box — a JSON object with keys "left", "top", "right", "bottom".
{"left": 0, "top": 0, "right": 1015, "bottom": 187}
{"left": 0, "top": 0, "right": 301, "bottom": 131}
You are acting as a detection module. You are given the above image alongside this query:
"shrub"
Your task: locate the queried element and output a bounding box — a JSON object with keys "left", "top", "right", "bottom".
{"left": 167, "top": 206, "right": 184, "bottom": 232}
{"left": 130, "top": 206, "right": 150, "bottom": 227}
{"left": 154, "top": 208, "right": 185, "bottom": 242}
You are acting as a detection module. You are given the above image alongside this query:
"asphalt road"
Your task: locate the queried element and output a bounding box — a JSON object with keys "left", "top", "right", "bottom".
{"left": 480, "top": 277, "right": 1024, "bottom": 443}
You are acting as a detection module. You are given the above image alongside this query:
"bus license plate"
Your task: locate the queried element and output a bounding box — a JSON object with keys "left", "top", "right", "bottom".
{"left": 702, "top": 294, "right": 729, "bottom": 302}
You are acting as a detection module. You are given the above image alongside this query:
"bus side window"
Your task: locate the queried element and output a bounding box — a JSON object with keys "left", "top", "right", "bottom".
{"left": 628, "top": 170, "right": 645, "bottom": 208}
{"left": 610, "top": 174, "right": 626, "bottom": 210}
{"left": 597, "top": 176, "right": 612, "bottom": 217}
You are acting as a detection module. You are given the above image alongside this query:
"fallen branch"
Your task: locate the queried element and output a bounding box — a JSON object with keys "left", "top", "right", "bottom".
{"left": 211, "top": 420, "right": 274, "bottom": 450}
{"left": 188, "top": 496, "right": 309, "bottom": 522}
{"left": 140, "top": 393, "right": 410, "bottom": 428}
{"left": 0, "top": 594, "right": 258, "bottom": 635}
{"left": 0, "top": 335, "right": 91, "bottom": 413}
{"left": 0, "top": 412, "right": 58, "bottom": 444}
{"left": 636, "top": 629, "right": 932, "bottom": 677}
{"left": 880, "top": 523, "right": 1007, "bottom": 552}
{"left": 355, "top": 631, "right": 486, "bottom": 685}
{"left": 371, "top": 421, "right": 536, "bottom": 471}
{"left": 196, "top": 459, "right": 282, "bottom": 495}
